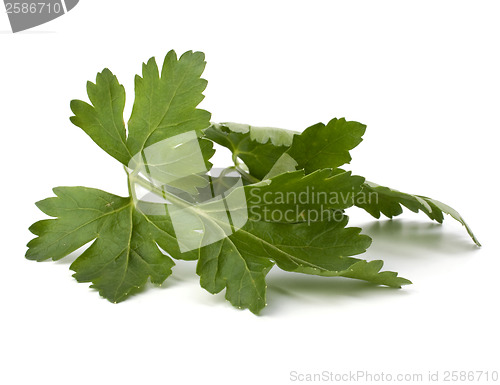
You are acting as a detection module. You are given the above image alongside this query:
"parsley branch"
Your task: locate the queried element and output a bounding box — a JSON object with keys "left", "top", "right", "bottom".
{"left": 26, "top": 50, "right": 479, "bottom": 313}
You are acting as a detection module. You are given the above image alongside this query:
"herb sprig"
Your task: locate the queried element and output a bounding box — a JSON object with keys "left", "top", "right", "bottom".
{"left": 26, "top": 50, "right": 480, "bottom": 313}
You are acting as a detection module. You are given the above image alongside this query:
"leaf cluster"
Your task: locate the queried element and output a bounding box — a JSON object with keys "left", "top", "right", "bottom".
{"left": 26, "top": 51, "right": 480, "bottom": 313}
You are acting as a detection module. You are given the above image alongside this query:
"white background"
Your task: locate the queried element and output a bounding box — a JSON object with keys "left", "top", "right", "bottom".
{"left": 1, "top": 1, "right": 499, "bottom": 384}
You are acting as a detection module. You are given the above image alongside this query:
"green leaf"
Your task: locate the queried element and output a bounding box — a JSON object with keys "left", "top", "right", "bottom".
{"left": 204, "top": 122, "right": 298, "bottom": 179}
{"left": 295, "top": 259, "right": 412, "bottom": 287}
{"left": 70, "top": 69, "right": 131, "bottom": 165}
{"left": 130, "top": 168, "right": 407, "bottom": 313}
{"left": 127, "top": 50, "right": 211, "bottom": 156}
{"left": 197, "top": 238, "right": 274, "bottom": 313}
{"left": 356, "top": 181, "right": 481, "bottom": 246}
{"left": 70, "top": 51, "right": 211, "bottom": 165}
{"left": 287, "top": 118, "right": 366, "bottom": 173}
{"left": 197, "top": 216, "right": 410, "bottom": 314}
{"left": 25, "top": 187, "right": 195, "bottom": 302}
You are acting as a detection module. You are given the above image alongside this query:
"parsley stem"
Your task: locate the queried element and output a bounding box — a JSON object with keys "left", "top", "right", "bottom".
{"left": 232, "top": 154, "right": 260, "bottom": 184}
{"left": 125, "top": 167, "right": 195, "bottom": 212}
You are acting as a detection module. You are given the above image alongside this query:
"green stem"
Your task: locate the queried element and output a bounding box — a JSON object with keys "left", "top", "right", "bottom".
{"left": 232, "top": 153, "right": 260, "bottom": 184}
{"left": 126, "top": 169, "right": 196, "bottom": 212}
{"left": 125, "top": 166, "right": 136, "bottom": 200}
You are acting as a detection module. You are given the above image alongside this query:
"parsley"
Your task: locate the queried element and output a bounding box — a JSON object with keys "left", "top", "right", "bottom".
{"left": 26, "top": 50, "right": 480, "bottom": 313}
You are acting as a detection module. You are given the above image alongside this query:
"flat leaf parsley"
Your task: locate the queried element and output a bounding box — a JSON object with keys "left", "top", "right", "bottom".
{"left": 26, "top": 50, "right": 480, "bottom": 313}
